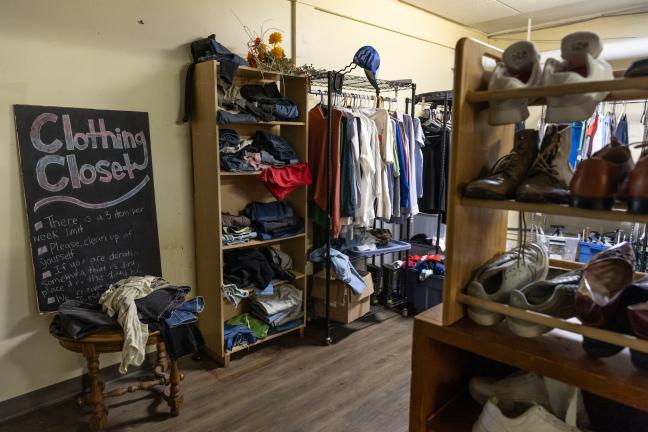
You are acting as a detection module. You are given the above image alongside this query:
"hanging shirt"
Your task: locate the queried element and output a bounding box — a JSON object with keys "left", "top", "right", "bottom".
{"left": 403, "top": 113, "right": 419, "bottom": 216}
{"left": 308, "top": 105, "right": 343, "bottom": 237}
{"left": 394, "top": 120, "right": 410, "bottom": 212}
{"left": 366, "top": 109, "right": 394, "bottom": 219}
{"left": 614, "top": 112, "right": 629, "bottom": 145}
{"left": 355, "top": 114, "right": 377, "bottom": 227}
{"left": 413, "top": 117, "right": 426, "bottom": 200}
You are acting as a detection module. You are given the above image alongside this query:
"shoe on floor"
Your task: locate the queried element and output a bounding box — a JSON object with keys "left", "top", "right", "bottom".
{"left": 569, "top": 139, "right": 634, "bottom": 210}
{"left": 473, "top": 397, "right": 581, "bottom": 432}
{"left": 488, "top": 41, "right": 542, "bottom": 125}
{"left": 508, "top": 270, "right": 580, "bottom": 337}
{"left": 464, "top": 129, "right": 538, "bottom": 200}
{"left": 515, "top": 125, "right": 573, "bottom": 204}
{"left": 466, "top": 242, "right": 548, "bottom": 326}
{"left": 543, "top": 31, "right": 613, "bottom": 123}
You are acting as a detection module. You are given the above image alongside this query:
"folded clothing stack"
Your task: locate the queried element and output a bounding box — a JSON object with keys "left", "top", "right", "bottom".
{"left": 243, "top": 201, "right": 304, "bottom": 240}
{"left": 221, "top": 212, "right": 257, "bottom": 245}
{"left": 250, "top": 283, "right": 303, "bottom": 328}
{"left": 217, "top": 82, "right": 299, "bottom": 124}
{"left": 222, "top": 246, "right": 295, "bottom": 295}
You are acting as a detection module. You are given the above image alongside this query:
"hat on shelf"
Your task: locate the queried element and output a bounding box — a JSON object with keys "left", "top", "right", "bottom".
{"left": 353, "top": 46, "right": 380, "bottom": 90}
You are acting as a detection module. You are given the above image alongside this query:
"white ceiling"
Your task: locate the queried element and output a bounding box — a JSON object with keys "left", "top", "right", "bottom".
{"left": 401, "top": 0, "right": 648, "bottom": 35}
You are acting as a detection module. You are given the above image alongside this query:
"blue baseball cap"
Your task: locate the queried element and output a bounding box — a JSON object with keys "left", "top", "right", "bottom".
{"left": 353, "top": 46, "right": 380, "bottom": 90}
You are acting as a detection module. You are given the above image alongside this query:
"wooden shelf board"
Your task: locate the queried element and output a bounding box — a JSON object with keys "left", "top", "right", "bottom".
{"left": 415, "top": 308, "right": 648, "bottom": 412}
{"left": 236, "top": 65, "right": 306, "bottom": 80}
{"left": 222, "top": 233, "right": 306, "bottom": 250}
{"left": 228, "top": 324, "right": 304, "bottom": 353}
{"left": 219, "top": 171, "right": 262, "bottom": 176}
{"left": 426, "top": 392, "right": 482, "bottom": 432}
{"left": 465, "top": 76, "right": 648, "bottom": 104}
{"left": 460, "top": 196, "right": 648, "bottom": 224}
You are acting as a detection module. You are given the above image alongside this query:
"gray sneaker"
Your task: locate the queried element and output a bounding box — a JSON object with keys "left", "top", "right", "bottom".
{"left": 466, "top": 242, "right": 549, "bottom": 326}
{"left": 507, "top": 270, "right": 581, "bottom": 337}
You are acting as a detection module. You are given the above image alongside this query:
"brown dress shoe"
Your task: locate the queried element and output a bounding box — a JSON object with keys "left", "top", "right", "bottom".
{"left": 515, "top": 125, "right": 572, "bottom": 203}
{"left": 464, "top": 129, "right": 538, "bottom": 200}
{"left": 626, "top": 149, "right": 648, "bottom": 213}
{"left": 569, "top": 138, "right": 634, "bottom": 210}
{"left": 574, "top": 241, "right": 636, "bottom": 327}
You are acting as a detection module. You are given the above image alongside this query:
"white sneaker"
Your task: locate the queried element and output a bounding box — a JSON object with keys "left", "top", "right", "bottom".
{"left": 473, "top": 397, "right": 581, "bottom": 432}
{"left": 470, "top": 372, "right": 590, "bottom": 428}
{"left": 466, "top": 242, "right": 548, "bottom": 326}
{"left": 469, "top": 372, "right": 550, "bottom": 408}
{"left": 543, "top": 32, "right": 613, "bottom": 123}
{"left": 488, "top": 41, "right": 542, "bottom": 125}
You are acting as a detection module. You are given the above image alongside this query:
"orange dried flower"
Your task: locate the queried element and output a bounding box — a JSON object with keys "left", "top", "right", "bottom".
{"left": 270, "top": 46, "right": 285, "bottom": 59}
{"left": 268, "top": 32, "right": 283, "bottom": 45}
{"left": 254, "top": 37, "right": 261, "bottom": 46}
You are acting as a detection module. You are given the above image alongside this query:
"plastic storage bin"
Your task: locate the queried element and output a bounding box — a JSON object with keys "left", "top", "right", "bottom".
{"left": 577, "top": 242, "right": 609, "bottom": 263}
{"left": 405, "top": 269, "right": 444, "bottom": 314}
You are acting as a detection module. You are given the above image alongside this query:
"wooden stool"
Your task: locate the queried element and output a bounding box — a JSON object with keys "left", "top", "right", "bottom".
{"left": 52, "top": 330, "right": 184, "bottom": 431}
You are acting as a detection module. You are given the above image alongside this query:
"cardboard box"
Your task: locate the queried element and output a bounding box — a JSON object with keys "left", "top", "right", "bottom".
{"left": 312, "top": 270, "right": 374, "bottom": 324}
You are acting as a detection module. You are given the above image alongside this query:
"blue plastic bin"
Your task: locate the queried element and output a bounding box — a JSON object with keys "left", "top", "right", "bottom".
{"left": 577, "top": 241, "right": 609, "bottom": 263}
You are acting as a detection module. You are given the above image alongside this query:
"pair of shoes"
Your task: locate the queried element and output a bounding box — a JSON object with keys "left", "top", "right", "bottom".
{"left": 466, "top": 242, "right": 575, "bottom": 338}
{"left": 489, "top": 31, "right": 612, "bottom": 125}
{"left": 573, "top": 242, "right": 648, "bottom": 368}
{"left": 570, "top": 140, "right": 648, "bottom": 213}
{"left": 465, "top": 126, "right": 572, "bottom": 203}
{"left": 470, "top": 372, "right": 588, "bottom": 431}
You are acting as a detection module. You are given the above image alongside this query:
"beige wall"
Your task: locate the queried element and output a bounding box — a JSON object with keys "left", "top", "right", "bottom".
{"left": 0, "top": 0, "right": 483, "bottom": 403}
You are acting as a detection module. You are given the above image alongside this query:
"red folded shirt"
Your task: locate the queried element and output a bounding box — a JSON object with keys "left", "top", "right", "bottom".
{"left": 258, "top": 162, "right": 312, "bottom": 200}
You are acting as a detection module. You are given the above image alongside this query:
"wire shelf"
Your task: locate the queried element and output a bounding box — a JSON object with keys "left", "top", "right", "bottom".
{"left": 309, "top": 72, "right": 414, "bottom": 93}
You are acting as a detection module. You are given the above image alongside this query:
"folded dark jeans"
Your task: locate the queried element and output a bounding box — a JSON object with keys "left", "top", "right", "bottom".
{"left": 219, "top": 128, "right": 240, "bottom": 150}
{"left": 220, "top": 154, "right": 256, "bottom": 172}
{"left": 240, "top": 83, "right": 299, "bottom": 121}
{"left": 252, "top": 131, "right": 299, "bottom": 164}
{"left": 224, "top": 323, "right": 257, "bottom": 351}
{"left": 136, "top": 286, "right": 191, "bottom": 323}
{"left": 258, "top": 216, "right": 302, "bottom": 233}
{"left": 244, "top": 201, "right": 294, "bottom": 222}
{"left": 256, "top": 224, "right": 304, "bottom": 240}
{"left": 218, "top": 109, "right": 258, "bottom": 125}
{"left": 50, "top": 300, "right": 120, "bottom": 340}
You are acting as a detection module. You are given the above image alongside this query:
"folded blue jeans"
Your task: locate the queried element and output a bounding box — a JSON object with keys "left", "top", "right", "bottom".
{"left": 164, "top": 296, "right": 205, "bottom": 328}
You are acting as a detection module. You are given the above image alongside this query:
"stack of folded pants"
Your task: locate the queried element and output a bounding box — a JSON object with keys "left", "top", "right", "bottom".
{"left": 240, "top": 82, "right": 299, "bottom": 121}
{"left": 244, "top": 201, "right": 304, "bottom": 240}
{"left": 222, "top": 212, "right": 257, "bottom": 245}
{"left": 250, "top": 284, "right": 303, "bottom": 327}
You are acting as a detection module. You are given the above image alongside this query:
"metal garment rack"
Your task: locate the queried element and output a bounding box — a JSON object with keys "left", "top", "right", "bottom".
{"left": 309, "top": 65, "right": 416, "bottom": 344}
{"left": 406, "top": 90, "right": 453, "bottom": 255}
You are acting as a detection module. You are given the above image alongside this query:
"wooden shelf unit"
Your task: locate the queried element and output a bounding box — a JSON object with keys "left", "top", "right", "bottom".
{"left": 410, "top": 37, "right": 648, "bottom": 431}
{"left": 191, "top": 60, "right": 308, "bottom": 367}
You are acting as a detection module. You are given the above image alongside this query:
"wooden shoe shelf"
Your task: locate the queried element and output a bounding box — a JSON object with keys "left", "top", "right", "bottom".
{"left": 410, "top": 37, "right": 648, "bottom": 431}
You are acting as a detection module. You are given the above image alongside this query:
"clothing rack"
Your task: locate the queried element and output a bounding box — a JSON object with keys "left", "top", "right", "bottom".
{"left": 406, "top": 90, "right": 453, "bottom": 254}
{"left": 310, "top": 67, "right": 416, "bottom": 345}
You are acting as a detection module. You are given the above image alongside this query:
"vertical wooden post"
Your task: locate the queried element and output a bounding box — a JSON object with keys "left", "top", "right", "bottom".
{"left": 168, "top": 359, "right": 184, "bottom": 416}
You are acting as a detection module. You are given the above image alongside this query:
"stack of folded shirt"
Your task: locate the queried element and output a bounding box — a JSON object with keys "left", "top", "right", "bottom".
{"left": 244, "top": 201, "right": 304, "bottom": 240}
{"left": 222, "top": 212, "right": 257, "bottom": 245}
{"left": 250, "top": 284, "right": 303, "bottom": 328}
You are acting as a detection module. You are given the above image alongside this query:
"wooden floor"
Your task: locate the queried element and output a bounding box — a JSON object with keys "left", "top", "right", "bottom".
{"left": 1, "top": 315, "right": 412, "bottom": 432}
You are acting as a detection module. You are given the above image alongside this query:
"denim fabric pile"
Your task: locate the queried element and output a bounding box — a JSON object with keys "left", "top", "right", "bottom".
{"left": 50, "top": 280, "right": 205, "bottom": 361}
{"left": 222, "top": 246, "right": 303, "bottom": 351}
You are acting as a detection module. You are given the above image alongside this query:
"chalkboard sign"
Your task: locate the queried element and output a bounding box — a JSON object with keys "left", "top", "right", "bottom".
{"left": 14, "top": 105, "right": 162, "bottom": 313}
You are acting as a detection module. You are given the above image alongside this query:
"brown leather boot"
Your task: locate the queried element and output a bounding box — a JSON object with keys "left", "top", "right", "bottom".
{"left": 626, "top": 147, "right": 648, "bottom": 213}
{"left": 569, "top": 138, "right": 634, "bottom": 210}
{"left": 464, "top": 129, "right": 538, "bottom": 200}
{"left": 515, "top": 125, "right": 572, "bottom": 203}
